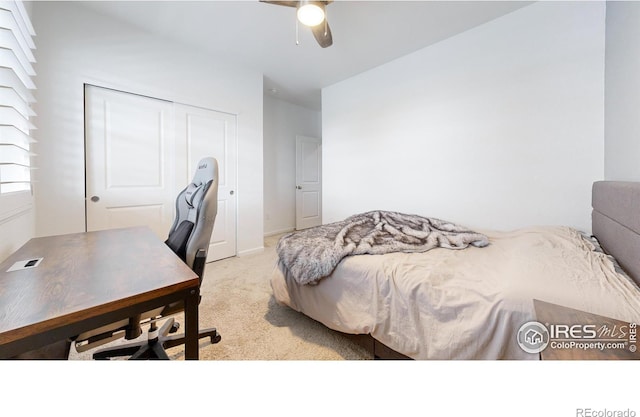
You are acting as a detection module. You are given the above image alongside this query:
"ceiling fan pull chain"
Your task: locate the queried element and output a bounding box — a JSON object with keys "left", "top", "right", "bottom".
{"left": 295, "top": 16, "right": 300, "bottom": 45}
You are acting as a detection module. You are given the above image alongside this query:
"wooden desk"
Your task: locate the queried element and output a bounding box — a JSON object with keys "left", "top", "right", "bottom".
{"left": 534, "top": 299, "right": 639, "bottom": 360}
{"left": 0, "top": 227, "right": 201, "bottom": 359}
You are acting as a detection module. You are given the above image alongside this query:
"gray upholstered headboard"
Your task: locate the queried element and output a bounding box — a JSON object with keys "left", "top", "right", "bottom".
{"left": 592, "top": 181, "right": 640, "bottom": 286}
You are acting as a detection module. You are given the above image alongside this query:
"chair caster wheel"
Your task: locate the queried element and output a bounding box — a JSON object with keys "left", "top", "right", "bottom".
{"left": 170, "top": 322, "right": 180, "bottom": 334}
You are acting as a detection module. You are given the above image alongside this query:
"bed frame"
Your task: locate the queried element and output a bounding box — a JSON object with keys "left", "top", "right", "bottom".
{"left": 338, "top": 181, "right": 640, "bottom": 359}
{"left": 591, "top": 181, "right": 640, "bottom": 286}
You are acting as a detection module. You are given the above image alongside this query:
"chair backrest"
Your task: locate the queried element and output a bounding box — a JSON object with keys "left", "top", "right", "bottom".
{"left": 165, "top": 157, "right": 218, "bottom": 274}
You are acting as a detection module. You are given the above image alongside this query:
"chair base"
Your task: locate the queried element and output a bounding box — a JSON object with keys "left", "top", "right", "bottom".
{"left": 92, "top": 318, "right": 221, "bottom": 360}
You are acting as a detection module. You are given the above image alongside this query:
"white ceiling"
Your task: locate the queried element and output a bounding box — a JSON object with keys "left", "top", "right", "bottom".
{"left": 77, "top": 1, "right": 532, "bottom": 110}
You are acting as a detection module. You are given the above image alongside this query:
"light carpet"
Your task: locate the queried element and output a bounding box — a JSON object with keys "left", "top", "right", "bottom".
{"left": 68, "top": 234, "right": 371, "bottom": 360}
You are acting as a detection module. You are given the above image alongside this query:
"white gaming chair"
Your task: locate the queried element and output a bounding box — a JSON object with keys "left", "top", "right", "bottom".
{"left": 73, "top": 157, "right": 221, "bottom": 359}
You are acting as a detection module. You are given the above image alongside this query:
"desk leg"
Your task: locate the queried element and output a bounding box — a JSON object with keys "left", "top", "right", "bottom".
{"left": 184, "top": 288, "right": 200, "bottom": 360}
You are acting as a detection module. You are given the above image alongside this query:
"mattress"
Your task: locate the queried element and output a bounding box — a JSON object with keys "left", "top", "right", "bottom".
{"left": 270, "top": 226, "right": 640, "bottom": 359}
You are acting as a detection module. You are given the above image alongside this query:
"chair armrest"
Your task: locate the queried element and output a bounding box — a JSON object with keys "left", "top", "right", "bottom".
{"left": 192, "top": 249, "right": 208, "bottom": 282}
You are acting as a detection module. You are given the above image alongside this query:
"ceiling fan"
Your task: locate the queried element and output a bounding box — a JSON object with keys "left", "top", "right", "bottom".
{"left": 260, "top": 1, "right": 333, "bottom": 48}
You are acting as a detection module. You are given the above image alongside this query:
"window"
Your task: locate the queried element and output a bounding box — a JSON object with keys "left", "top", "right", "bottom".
{"left": 0, "top": 1, "right": 36, "bottom": 220}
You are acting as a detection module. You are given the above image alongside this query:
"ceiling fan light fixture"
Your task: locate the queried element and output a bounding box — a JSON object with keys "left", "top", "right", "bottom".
{"left": 297, "top": 2, "right": 325, "bottom": 27}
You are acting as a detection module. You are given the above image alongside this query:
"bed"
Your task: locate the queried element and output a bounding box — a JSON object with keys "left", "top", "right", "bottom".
{"left": 270, "top": 181, "right": 640, "bottom": 359}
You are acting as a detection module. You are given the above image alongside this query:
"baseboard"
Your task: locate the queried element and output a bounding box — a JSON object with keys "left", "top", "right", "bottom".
{"left": 264, "top": 227, "right": 294, "bottom": 237}
{"left": 237, "top": 247, "right": 264, "bottom": 257}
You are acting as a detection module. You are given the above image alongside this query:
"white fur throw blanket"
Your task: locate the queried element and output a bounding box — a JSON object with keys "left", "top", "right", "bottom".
{"left": 276, "top": 210, "right": 490, "bottom": 285}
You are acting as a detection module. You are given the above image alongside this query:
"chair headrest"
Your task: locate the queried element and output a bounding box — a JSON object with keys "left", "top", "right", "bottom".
{"left": 184, "top": 157, "right": 217, "bottom": 208}
{"left": 191, "top": 157, "right": 217, "bottom": 186}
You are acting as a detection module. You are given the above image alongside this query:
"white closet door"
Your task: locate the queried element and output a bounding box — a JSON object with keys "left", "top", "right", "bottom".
{"left": 85, "top": 85, "right": 238, "bottom": 261}
{"left": 85, "top": 85, "right": 176, "bottom": 240}
{"left": 175, "top": 104, "right": 237, "bottom": 261}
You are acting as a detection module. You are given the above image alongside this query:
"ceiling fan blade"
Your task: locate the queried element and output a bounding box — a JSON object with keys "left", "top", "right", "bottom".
{"left": 260, "top": 0, "right": 332, "bottom": 6}
{"left": 259, "top": 0, "right": 299, "bottom": 7}
{"left": 310, "top": 20, "right": 333, "bottom": 48}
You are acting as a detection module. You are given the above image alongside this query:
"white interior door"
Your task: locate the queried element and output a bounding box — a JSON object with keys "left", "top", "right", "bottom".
{"left": 295, "top": 135, "right": 322, "bottom": 230}
{"left": 175, "top": 104, "right": 237, "bottom": 261}
{"left": 86, "top": 85, "right": 238, "bottom": 261}
{"left": 85, "top": 85, "right": 176, "bottom": 239}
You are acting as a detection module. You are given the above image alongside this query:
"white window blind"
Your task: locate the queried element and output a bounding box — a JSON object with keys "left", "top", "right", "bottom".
{"left": 0, "top": 0, "right": 35, "bottom": 217}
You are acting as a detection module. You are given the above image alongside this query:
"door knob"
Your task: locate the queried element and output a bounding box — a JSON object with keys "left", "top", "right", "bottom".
{"left": 296, "top": 185, "right": 302, "bottom": 190}
{"left": 230, "top": 190, "right": 234, "bottom": 195}
{"left": 90, "top": 196, "right": 100, "bottom": 202}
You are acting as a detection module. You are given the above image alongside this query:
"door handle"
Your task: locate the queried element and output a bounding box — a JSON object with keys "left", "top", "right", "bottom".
{"left": 90, "top": 196, "right": 100, "bottom": 202}
{"left": 230, "top": 190, "right": 234, "bottom": 195}
{"left": 296, "top": 185, "right": 302, "bottom": 190}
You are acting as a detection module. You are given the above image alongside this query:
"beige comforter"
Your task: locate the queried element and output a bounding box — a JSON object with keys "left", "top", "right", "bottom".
{"left": 270, "top": 226, "right": 640, "bottom": 359}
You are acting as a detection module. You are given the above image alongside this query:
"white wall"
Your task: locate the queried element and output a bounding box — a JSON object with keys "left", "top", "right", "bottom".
{"left": 322, "top": 1, "right": 605, "bottom": 232}
{"left": 263, "top": 94, "right": 321, "bottom": 236}
{"left": 0, "top": 210, "right": 34, "bottom": 262}
{"left": 605, "top": 1, "right": 640, "bottom": 181}
{"left": 31, "top": 2, "right": 264, "bottom": 255}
